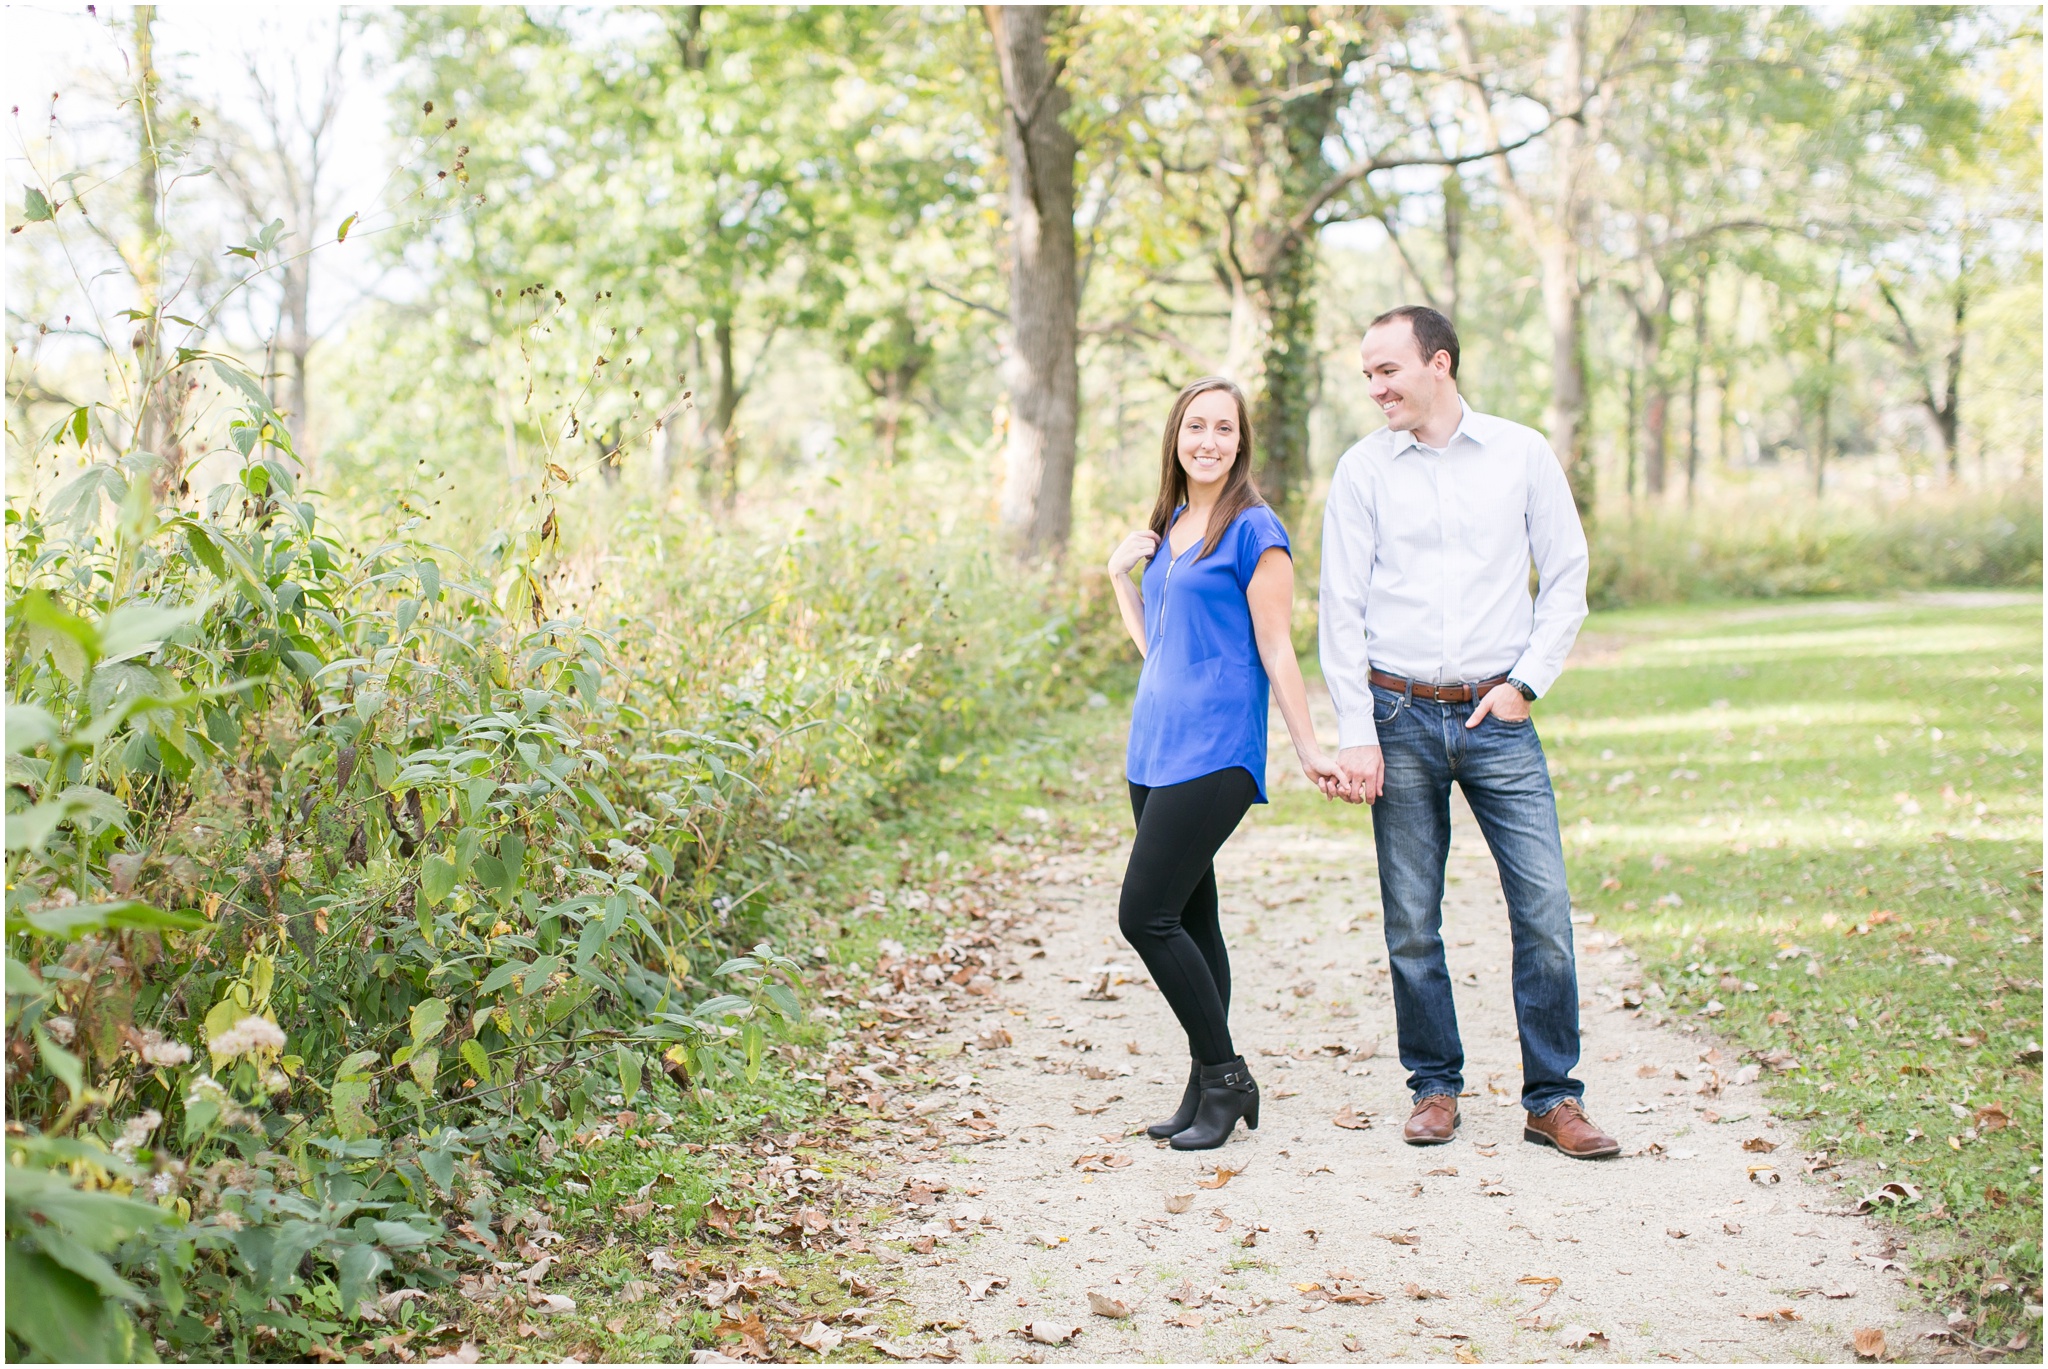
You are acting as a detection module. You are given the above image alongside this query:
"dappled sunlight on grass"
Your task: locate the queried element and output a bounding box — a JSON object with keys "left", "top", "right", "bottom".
{"left": 1585, "top": 621, "right": 2036, "bottom": 667}
{"left": 1548, "top": 699, "right": 1922, "bottom": 738}
{"left": 1547, "top": 596, "right": 2041, "bottom": 1343}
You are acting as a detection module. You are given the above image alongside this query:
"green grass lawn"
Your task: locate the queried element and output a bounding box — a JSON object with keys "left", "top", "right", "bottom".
{"left": 1546, "top": 595, "right": 2042, "bottom": 1347}
{"left": 1276, "top": 593, "right": 2043, "bottom": 1346}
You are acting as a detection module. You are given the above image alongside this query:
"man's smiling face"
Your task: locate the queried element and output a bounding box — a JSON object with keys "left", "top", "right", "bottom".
{"left": 1361, "top": 318, "right": 1452, "bottom": 434}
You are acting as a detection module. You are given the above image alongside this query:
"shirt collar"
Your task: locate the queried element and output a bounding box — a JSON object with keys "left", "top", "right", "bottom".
{"left": 1391, "top": 398, "right": 1491, "bottom": 457}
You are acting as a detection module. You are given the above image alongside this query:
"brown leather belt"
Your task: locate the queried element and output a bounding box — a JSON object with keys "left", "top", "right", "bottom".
{"left": 1368, "top": 669, "right": 1511, "bottom": 704}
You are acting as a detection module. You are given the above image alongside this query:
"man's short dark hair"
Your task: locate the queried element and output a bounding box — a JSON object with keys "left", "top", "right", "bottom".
{"left": 1367, "top": 305, "right": 1459, "bottom": 379}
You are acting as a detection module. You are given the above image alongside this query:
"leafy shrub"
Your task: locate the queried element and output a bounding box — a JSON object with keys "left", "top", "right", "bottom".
{"left": 1586, "top": 486, "right": 2043, "bottom": 607}
{"left": 6, "top": 259, "right": 1097, "bottom": 1364}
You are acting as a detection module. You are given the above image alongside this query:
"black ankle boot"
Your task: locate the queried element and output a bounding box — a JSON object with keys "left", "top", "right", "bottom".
{"left": 1169, "top": 1057, "right": 1259, "bottom": 1150}
{"left": 1146, "top": 1061, "right": 1201, "bottom": 1140}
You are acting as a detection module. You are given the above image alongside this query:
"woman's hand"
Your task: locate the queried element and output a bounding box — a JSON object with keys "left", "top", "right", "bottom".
{"left": 1107, "top": 530, "right": 1161, "bottom": 579}
{"left": 1300, "top": 747, "right": 1343, "bottom": 799}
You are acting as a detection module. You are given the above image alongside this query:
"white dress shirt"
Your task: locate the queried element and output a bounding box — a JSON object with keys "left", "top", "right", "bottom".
{"left": 1318, "top": 399, "right": 1589, "bottom": 749}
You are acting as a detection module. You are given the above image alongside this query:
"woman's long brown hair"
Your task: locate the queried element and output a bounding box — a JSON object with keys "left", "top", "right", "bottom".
{"left": 1146, "top": 376, "right": 1265, "bottom": 561}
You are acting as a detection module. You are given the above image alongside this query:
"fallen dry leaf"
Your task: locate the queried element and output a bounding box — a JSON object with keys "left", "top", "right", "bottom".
{"left": 1022, "top": 1322, "right": 1081, "bottom": 1346}
{"left": 1742, "top": 1136, "right": 1778, "bottom": 1153}
{"left": 1455, "top": 1347, "right": 1481, "bottom": 1365}
{"left": 1855, "top": 1180, "right": 1921, "bottom": 1213}
{"left": 1164, "top": 1192, "right": 1193, "bottom": 1214}
{"left": 1666, "top": 1228, "right": 1689, "bottom": 1240}
{"left": 1404, "top": 1282, "right": 1448, "bottom": 1300}
{"left": 425, "top": 1344, "right": 481, "bottom": 1365}
{"left": 1195, "top": 1166, "right": 1241, "bottom": 1190}
{"left": 1378, "top": 1231, "right": 1421, "bottom": 1246}
{"left": 1332, "top": 1105, "right": 1372, "bottom": 1130}
{"left": 872, "top": 1338, "right": 923, "bottom": 1360}
{"left": 1852, "top": 1327, "right": 1886, "bottom": 1359}
{"left": 1088, "top": 1292, "right": 1133, "bottom": 1318}
{"left": 962, "top": 1274, "right": 1009, "bottom": 1302}
{"left": 1331, "top": 1290, "right": 1385, "bottom": 1306}
{"left": 1744, "top": 1307, "right": 1801, "bottom": 1322}
{"left": 529, "top": 1292, "right": 576, "bottom": 1315}
{"left": 797, "top": 1322, "right": 843, "bottom": 1354}
{"left": 1166, "top": 1310, "right": 1204, "bottom": 1328}
{"left": 1973, "top": 1102, "right": 2012, "bottom": 1131}
{"left": 617, "top": 1279, "right": 658, "bottom": 1305}
{"left": 1427, "top": 1166, "right": 1460, "bottom": 1177}
{"left": 1558, "top": 1325, "right": 1608, "bottom": 1350}
{"left": 1723, "top": 1221, "right": 1743, "bottom": 1236}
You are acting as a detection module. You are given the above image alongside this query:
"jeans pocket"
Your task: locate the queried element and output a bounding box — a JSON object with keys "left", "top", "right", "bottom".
{"left": 1372, "top": 687, "right": 1407, "bottom": 725}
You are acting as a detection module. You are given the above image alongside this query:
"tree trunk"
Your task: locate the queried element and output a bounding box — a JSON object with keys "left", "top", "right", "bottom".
{"left": 987, "top": 5, "right": 1079, "bottom": 561}
{"left": 1251, "top": 236, "right": 1317, "bottom": 515}
{"left": 1455, "top": 9, "right": 1598, "bottom": 516}
{"left": 1938, "top": 281, "right": 1965, "bottom": 482}
{"left": 1623, "top": 358, "right": 1639, "bottom": 503}
{"left": 133, "top": 6, "right": 178, "bottom": 489}
{"left": 1815, "top": 258, "right": 1844, "bottom": 498}
{"left": 1440, "top": 167, "right": 1465, "bottom": 327}
{"left": 1537, "top": 233, "right": 1589, "bottom": 510}
{"left": 1815, "top": 298, "right": 1839, "bottom": 498}
{"left": 703, "top": 311, "right": 741, "bottom": 509}
{"left": 281, "top": 251, "right": 312, "bottom": 467}
{"left": 1684, "top": 288, "right": 1705, "bottom": 506}
{"left": 1637, "top": 301, "right": 1667, "bottom": 497}
{"left": 1644, "top": 388, "right": 1670, "bottom": 498}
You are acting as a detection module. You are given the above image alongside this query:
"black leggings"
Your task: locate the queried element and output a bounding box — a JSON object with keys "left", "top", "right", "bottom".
{"left": 1119, "top": 766, "right": 1257, "bottom": 1066}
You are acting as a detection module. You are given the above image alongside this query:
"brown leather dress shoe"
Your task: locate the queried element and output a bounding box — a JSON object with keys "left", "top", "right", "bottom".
{"left": 1523, "top": 1098, "right": 1620, "bottom": 1158}
{"left": 1403, "top": 1093, "right": 1460, "bottom": 1145}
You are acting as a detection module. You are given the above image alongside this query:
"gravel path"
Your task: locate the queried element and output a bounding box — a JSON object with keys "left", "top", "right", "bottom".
{"left": 858, "top": 703, "right": 1938, "bottom": 1363}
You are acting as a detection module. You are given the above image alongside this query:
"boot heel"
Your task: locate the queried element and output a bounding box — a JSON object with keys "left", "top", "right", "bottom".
{"left": 1169, "top": 1057, "right": 1260, "bottom": 1151}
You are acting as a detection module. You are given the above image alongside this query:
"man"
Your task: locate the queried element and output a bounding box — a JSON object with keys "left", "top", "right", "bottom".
{"left": 1318, "top": 305, "right": 1617, "bottom": 1159}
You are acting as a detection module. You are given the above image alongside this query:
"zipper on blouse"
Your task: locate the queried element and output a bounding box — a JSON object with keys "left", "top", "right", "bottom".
{"left": 1151, "top": 546, "right": 1183, "bottom": 654}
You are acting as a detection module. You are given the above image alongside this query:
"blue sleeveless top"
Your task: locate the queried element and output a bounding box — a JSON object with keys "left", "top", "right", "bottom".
{"left": 1125, "top": 504, "right": 1291, "bottom": 801}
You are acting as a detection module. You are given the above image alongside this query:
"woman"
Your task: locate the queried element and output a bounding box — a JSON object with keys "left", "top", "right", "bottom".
{"left": 1106, "top": 376, "right": 1340, "bottom": 1151}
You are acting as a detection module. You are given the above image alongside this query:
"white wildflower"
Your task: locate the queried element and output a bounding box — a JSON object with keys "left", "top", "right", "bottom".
{"left": 261, "top": 1069, "right": 289, "bottom": 1093}
{"left": 139, "top": 1029, "right": 194, "bottom": 1068}
{"left": 111, "top": 1110, "right": 163, "bottom": 1162}
{"left": 150, "top": 1172, "right": 177, "bottom": 1198}
{"left": 186, "top": 1073, "right": 232, "bottom": 1109}
{"left": 211, "top": 1015, "right": 287, "bottom": 1061}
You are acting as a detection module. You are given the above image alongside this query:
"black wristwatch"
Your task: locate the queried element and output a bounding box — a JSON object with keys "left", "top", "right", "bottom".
{"left": 1509, "top": 678, "right": 1537, "bottom": 702}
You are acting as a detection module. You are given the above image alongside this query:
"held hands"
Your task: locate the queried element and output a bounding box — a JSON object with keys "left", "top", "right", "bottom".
{"left": 1299, "top": 748, "right": 1343, "bottom": 799}
{"left": 1107, "top": 530, "right": 1161, "bottom": 579}
{"left": 1466, "top": 682, "right": 1531, "bottom": 728}
{"left": 1334, "top": 745, "right": 1383, "bottom": 805}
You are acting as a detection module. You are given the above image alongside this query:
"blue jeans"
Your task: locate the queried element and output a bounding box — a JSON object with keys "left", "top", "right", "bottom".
{"left": 1367, "top": 683, "right": 1583, "bottom": 1115}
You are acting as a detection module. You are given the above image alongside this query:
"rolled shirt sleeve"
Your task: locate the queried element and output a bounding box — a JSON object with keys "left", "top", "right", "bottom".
{"left": 1318, "top": 453, "right": 1381, "bottom": 749}
{"left": 1507, "top": 439, "right": 1590, "bottom": 698}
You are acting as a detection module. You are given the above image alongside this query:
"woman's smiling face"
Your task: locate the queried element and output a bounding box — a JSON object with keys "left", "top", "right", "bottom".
{"left": 1177, "top": 389, "right": 1240, "bottom": 492}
